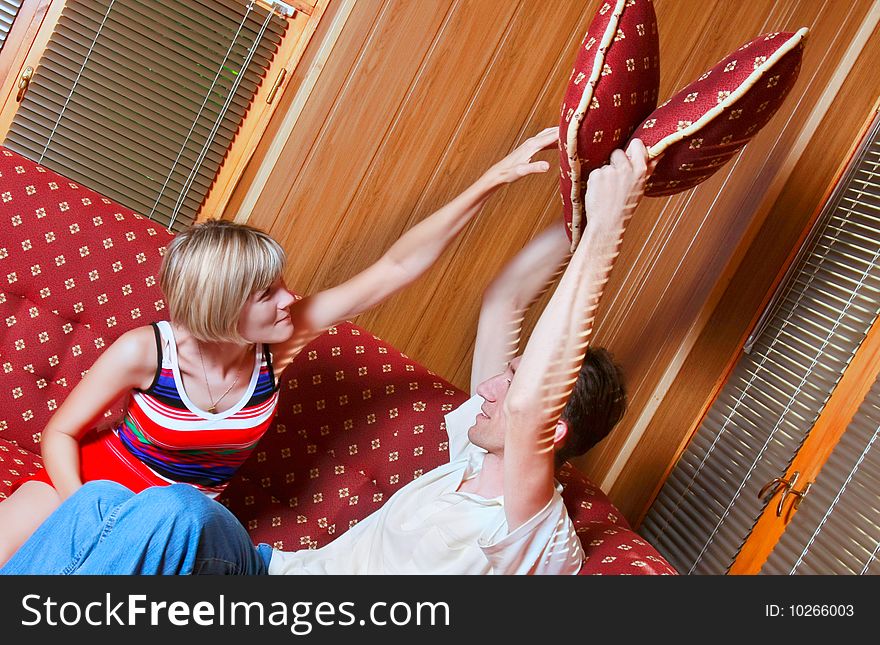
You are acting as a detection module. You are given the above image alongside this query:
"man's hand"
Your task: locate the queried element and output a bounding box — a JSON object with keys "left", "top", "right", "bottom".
{"left": 583, "top": 138, "right": 651, "bottom": 239}
{"left": 482, "top": 127, "right": 558, "bottom": 185}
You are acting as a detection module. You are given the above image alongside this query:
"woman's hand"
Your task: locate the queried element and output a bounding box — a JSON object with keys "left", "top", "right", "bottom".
{"left": 483, "top": 126, "right": 558, "bottom": 186}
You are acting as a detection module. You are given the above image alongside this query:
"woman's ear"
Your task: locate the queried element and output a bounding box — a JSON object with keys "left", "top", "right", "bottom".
{"left": 553, "top": 419, "right": 569, "bottom": 447}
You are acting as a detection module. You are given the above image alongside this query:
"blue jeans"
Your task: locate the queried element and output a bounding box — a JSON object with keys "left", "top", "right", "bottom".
{"left": 0, "top": 481, "right": 272, "bottom": 575}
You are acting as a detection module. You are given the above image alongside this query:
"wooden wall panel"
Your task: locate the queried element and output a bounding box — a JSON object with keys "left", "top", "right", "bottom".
{"left": 353, "top": 0, "right": 592, "bottom": 381}
{"left": 225, "top": 0, "right": 880, "bottom": 521}
{"left": 303, "top": 0, "right": 533, "bottom": 298}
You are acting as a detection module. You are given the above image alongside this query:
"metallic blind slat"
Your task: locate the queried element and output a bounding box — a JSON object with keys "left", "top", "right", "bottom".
{"left": 0, "top": 0, "right": 23, "bottom": 51}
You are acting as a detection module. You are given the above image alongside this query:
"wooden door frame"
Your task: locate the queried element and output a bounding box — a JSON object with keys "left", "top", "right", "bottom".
{"left": 0, "top": 0, "right": 60, "bottom": 123}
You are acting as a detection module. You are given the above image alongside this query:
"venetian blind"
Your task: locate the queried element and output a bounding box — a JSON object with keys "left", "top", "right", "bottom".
{"left": 3, "top": 0, "right": 289, "bottom": 232}
{"left": 762, "top": 371, "right": 880, "bottom": 574}
{"left": 640, "top": 114, "right": 880, "bottom": 575}
{"left": 0, "top": 0, "right": 24, "bottom": 53}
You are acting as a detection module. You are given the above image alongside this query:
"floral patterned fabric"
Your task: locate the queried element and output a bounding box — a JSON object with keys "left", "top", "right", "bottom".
{"left": 558, "top": 0, "right": 660, "bottom": 249}
{"left": 630, "top": 29, "right": 808, "bottom": 196}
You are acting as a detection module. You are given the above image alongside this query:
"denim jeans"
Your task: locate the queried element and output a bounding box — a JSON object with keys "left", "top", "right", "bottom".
{"left": 0, "top": 481, "right": 272, "bottom": 575}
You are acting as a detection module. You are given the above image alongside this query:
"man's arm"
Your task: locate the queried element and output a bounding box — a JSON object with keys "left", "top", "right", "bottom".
{"left": 471, "top": 221, "right": 570, "bottom": 393}
{"left": 502, "top": 140, "right": 650, "bottom": 531}
{"left": 271, "top": 127, "right": 559, "bottom": 372}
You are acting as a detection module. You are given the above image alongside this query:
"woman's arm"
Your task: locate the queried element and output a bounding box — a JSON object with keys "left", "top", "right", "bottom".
{"left": 502, "top": 140, "right": 650, "bottom": 531}
{"left": 272, "top": 127, "right": 559, "bottom": 373}
{"left": 40, "top": 326, "right": 157, "bottom": 499}
{"left": 471, "top": 221, "right": 571, "bottom": 393}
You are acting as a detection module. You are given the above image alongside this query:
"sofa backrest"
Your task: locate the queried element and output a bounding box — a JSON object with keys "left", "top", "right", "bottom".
{"left": 0, "top": 147, "right": 172, "bottom": 448}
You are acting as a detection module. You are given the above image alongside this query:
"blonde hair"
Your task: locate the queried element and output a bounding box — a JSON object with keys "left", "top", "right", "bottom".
{"left": 159, "top": 219, "right": 285, "bottom": 343}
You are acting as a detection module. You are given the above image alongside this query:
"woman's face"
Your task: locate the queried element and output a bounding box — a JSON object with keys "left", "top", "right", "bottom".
{"left": 237, "top": 276, "right": 296, "bottom": 344}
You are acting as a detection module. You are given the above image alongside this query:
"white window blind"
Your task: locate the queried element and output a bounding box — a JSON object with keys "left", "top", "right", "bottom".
{"left": 3, "top": 0, "right": 290, "bottom": 231}
{"left": 762, "top": 371, "right": 880, "bottom": 574}
{"left": 640, "top": 115, "right": 880, "bottom": 575}
{"left": 0, "top": 0, "right": 24, "bottom": 53}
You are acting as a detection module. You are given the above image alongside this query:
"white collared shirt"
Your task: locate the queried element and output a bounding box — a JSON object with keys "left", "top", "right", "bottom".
{"left": 267, "top": 395, "right": 584, "bottom": 574}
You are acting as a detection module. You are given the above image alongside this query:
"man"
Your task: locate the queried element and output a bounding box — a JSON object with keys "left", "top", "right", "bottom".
{"left": 0, "top": 138, "right": 649, "bottom": 575}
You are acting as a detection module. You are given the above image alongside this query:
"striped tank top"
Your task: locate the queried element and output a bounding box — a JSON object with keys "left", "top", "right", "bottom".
{"left": 114, "top": 320, "right": 280, "bottom": 498}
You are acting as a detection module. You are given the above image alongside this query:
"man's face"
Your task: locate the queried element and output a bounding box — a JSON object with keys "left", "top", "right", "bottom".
{"left": 468, "top": 356, "right": 522, "bottom": 454}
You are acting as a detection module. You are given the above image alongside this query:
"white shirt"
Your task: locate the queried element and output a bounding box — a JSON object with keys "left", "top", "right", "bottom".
{"left": 268, "top": 395, "right": 584, "bottom": 575}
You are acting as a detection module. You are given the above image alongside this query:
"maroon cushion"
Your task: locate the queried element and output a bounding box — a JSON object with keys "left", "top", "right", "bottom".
{"left": 219, "top": 322, "right": 467, "bottom": 548}
{"left": 559, "top": 0, "right": 659, "bottom": 249}
{"left": 575, "top": 523, "right": 678, "bottom": 575}
{"left": 558, "top": 462, "right": 627, "bottom": 529}
{"left": 630, "top": 28, "right": 808, "bottom": 196}
{"left": 556, "top": 465, "right": 676, "bottom": 574}
{"left": 0, "top": 436, "right": 43, "bottom": 499}
{"left": 0, "top": 147, "right": 172, "bottom": 450}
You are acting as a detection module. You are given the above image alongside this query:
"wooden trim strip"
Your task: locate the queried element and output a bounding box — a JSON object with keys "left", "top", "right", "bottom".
{"left": 232, "top": 0, "right": 354, "bottom": 224}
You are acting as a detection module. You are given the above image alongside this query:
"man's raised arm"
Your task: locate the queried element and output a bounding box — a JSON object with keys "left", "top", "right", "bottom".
{"left": 502, "top": 140, "right": 650, "bottom": 531}
{"left": 471, "top": 221, "right": 571, "bottom": 393}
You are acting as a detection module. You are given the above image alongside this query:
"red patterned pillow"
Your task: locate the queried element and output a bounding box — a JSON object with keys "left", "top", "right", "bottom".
{"left": 630, "top": 28, "right": 808, "bottom": 197}
{"left": 559, "top": 0, "right": 659, "bottom": 249}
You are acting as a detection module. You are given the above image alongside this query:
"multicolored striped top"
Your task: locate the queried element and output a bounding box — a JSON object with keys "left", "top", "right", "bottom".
{"left": 114, "top": 320, "right": 280, "bottom": 498}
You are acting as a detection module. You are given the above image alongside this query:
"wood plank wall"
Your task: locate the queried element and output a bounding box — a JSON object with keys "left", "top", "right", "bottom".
{"left": 225, "top": 0, "right": 880, "bottom": 523}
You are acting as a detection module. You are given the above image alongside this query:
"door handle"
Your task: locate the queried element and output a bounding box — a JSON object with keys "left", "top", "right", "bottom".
{"left": 16, "top": 66, "right": 34, "bottom": 102}
{"left": 758, "top": 471, "right": 812, "bottom": 518}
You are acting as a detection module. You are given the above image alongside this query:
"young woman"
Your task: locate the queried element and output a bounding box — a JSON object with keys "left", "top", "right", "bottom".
{"left": 0, "top": 127, "right": 558, "bottom": 565}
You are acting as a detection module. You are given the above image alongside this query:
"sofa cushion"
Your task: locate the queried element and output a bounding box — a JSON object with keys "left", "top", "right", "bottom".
{"left": 575, "top": 523, "right": 677, "bottom": 574}
{"left": 558, "top": 462, "right": 627, "bottom": 529}
{"left": 220, "top": 322, "right": 467, "bottom": 548}
{"left": 0, "top": 436, "right": 43, "bottom": 499}
{"left": 559, "top": 0, "right": 659, "bottom": 249}
{"left": 0, "top": 146, "right": 171, "bottom": 449}
{"left": 630, "top": 28, "right": 808, "bottom": 196}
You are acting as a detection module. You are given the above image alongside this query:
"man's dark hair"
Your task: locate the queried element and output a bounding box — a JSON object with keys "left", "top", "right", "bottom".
{"left": 556, "top": 347, "right": 627, "bottom": 467}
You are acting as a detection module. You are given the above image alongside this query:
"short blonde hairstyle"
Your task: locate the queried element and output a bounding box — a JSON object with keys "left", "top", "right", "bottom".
{"left": 159, "top": 219, "right": 286, "bottom": 343}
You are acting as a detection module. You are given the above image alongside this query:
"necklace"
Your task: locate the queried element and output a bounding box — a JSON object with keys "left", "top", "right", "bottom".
{"left": 196, "top": 341, "right": 249, "bottom": 414}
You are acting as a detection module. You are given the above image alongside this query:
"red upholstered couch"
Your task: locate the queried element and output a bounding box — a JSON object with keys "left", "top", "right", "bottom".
{"left": 0, "top": 146, "right": 675, "bottom": 575}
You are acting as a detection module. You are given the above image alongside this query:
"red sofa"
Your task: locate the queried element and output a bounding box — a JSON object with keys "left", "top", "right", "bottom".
{"left": 0, "top": 146, "right": 675, "bottom": 575}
